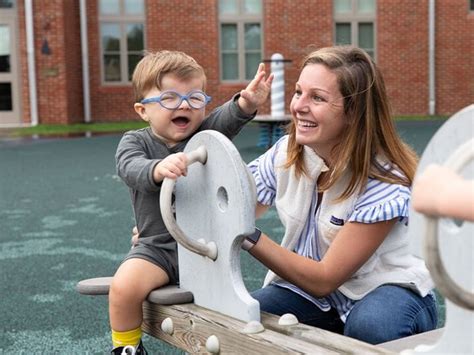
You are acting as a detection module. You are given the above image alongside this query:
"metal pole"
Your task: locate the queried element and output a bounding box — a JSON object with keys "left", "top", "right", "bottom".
{"left": 25, "top": 0, "right": 38, "bottom": 126}
{"left": 80, "top": 0, "right": 91, "bottom": 123}
{"left": 270, "top": 53, "right": 285, "bottom": 119}
{"left": 428, "top": 0, "right": 436, "bottom": 115}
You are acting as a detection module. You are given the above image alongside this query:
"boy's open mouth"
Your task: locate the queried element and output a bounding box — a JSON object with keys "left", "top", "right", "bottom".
{"left": 172, "top": 116, "right": 190, "bottom": 127}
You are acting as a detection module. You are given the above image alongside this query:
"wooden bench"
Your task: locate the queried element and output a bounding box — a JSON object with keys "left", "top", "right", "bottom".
{"left": 77, "top": 278, "right": 393, "bottom": 354}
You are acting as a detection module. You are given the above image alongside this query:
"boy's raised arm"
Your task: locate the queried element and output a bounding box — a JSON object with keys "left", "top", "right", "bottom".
{"left": 237, "top": 63, "right": 274, "bottom": 115}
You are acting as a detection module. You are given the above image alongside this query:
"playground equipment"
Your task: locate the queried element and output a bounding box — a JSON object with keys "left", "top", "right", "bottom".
{"left": 77, "top": 105, "right": 473, "bottom": 354}
{"left": 256, "top": 53, "right": 291, "bottom": 148}
{"left": 159, "top": 131, "right": 259, "bottom": 323}
{"left": 381, "top": 104, "right": 474, "bottom": 354}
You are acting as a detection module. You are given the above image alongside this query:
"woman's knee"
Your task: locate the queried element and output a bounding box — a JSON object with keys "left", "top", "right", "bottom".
{"left": 251, "top": 286, "right": 286, "bottom": 315}
{"left": 344, "top": 312, "right": 388, "bottom": 344}
{"left": 344, "top": 286, "right": 438, "bottom": 344}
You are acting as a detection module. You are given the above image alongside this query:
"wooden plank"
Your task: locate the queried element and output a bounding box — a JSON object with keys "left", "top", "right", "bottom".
{"left": 143, "top": 302, "right": 340, "bottom": 354}
{"left": 142, "top": 302, "right": 395, "bottom": 354}
{"left": 261, "top": 312, "right": 393, "bottom": 354}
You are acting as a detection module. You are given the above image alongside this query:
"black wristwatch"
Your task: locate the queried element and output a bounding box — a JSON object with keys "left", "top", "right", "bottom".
{"left": 241, "top": 228, "right": 262, "bottom": 251}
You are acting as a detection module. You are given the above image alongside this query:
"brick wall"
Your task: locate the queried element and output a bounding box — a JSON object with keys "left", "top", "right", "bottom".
{"left": 17, "top": 0, "right": 83, "bottom": 124}
{"left": 264, "top": 0, "right": 334, "bottom": 115}
{"left": 378, "top": 0, "right": 429, "bottom": 116}
{"left": 143, "top": 0, "right": 221, "bottom": 117}
{"left": 436, "top": 1, "right": 474, "bottom": 115}
{"left": 17, "top": 0, "right": 30, "bottom": 124}
{"left": 86, "top": 1, "right": 135, "bottom": 122}
{"left": 15, "top": 0, "right": 474, "bottom": 125}
{"left": 63, "top": 0, "right": 84, "bottom": 123}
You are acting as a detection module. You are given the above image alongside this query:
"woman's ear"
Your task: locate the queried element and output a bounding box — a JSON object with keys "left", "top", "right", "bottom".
{"left": 134, "top": 103, "right": 149, "bottom": 122}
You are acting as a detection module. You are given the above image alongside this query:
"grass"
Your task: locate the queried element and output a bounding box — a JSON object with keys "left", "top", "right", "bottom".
{"left": 1, "top": 115, "right": 448, "bottom": 138}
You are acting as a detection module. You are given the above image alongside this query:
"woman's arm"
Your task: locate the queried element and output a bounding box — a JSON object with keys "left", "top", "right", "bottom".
{"left": 256, "top": 202, "right": 270, "bottom": 219}
{"left": 248, "top": 218, "right": 397, "bottom": 297}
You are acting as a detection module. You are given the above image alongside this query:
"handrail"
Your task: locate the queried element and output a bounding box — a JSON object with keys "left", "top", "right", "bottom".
{"left": 423, "top": 138, "right": 474, "bottom": 310}
{"left": 159, "top": 145, "right": 218, "bottom": 261}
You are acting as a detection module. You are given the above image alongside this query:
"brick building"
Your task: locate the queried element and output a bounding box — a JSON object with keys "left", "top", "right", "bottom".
{"left": 0, "top": 0, "right": 473, "bottom": 126}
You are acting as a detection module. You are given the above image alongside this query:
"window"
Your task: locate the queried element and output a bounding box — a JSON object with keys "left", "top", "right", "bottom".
{"left": 470, "top": 0, "right": 474, "bottom": 11}
{"left": 0, "top": 0, "right": 15, "bottom": 8}
{"left": 99, "top": 0, "right": 145, "bottom": 84}
{"left": 334, "top": 0, "right": 376, "bottom": 58}
{"left": 218, "top": 0, "right": 263, "bottom": 82}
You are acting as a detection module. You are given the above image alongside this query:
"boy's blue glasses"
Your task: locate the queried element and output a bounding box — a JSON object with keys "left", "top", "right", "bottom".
{"left": 140, "top": 90, "right": 212, "bottom": 110}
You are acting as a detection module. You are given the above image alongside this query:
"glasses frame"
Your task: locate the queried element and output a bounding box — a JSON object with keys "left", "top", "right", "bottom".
{"left": 140, "top": 90, "right": 212, "bottom": 110}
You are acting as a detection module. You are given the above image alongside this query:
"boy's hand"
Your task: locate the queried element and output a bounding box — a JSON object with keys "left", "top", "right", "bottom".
{"left": 412, "top": 164, "right": 462, "bottom": 217}
{"left": 153, "top": 152, "right": 188, "bottom": 183}
{"left": 131, "top": 226, "right": 139, "bottom": 247}
{"left": 238, "top": 63, "right": 274, "bottom": 115}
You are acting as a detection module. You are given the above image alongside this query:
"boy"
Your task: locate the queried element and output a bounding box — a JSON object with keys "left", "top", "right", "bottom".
{"left": 110, "top": 50, "right": 272, "bottom": 354}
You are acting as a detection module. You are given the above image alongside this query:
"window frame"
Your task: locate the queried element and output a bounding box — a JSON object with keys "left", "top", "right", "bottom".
{"left": 98, "top": 0, "right": 145, "bottom": 85}
{"left": 218, "top": 0, "right": 263, "bottom": 83}
{"left": 333, "top": 0, "right": 376, "bottom": 60}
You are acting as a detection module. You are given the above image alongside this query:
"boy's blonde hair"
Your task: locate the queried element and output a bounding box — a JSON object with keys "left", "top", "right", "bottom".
{"left": 285, "top": 46, "right": 418, "bottom": 201}
{"left": 132, "top": 50, "right": 206, "bottom": 103}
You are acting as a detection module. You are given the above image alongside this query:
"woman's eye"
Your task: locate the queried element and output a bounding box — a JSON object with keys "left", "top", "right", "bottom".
{"left": 312, "top": 95, "right": 325, "bottom": 103}
{"left": 293, "top": 90, "right": 302, "bottom": 97}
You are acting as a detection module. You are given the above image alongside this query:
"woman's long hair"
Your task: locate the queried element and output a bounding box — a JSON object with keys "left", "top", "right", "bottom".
{"left": 285, "top": 46, "right": 418, "bottom": 200}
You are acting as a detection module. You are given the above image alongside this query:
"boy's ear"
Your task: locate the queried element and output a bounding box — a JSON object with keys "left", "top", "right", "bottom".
{"left": 134, "top": 103, "right": 149, "bottom": 122}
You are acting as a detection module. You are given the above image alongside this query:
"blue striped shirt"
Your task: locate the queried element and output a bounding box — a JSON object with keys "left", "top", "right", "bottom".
{"left": 248, "top": 140, "right": 411, "bottom": 322}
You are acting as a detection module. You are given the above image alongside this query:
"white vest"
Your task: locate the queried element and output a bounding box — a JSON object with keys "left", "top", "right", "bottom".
{"left": 263, "top": 137, "right": 434, "bottom": 300}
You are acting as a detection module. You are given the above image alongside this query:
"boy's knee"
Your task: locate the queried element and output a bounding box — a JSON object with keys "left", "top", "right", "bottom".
{"left": 109, "top": 277, "right": 141, "bottom": 305}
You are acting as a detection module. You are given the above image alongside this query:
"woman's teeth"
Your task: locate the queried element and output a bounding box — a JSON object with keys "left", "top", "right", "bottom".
{"left": 298, "top": 120, "right": 317, "bottom": 128}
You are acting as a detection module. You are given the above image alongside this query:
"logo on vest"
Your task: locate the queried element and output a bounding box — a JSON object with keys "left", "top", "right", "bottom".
{"left": 330, "top": 215, "right": 344, "bottom": 226}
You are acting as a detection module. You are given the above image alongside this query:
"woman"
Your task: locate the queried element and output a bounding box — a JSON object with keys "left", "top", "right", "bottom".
{"left": 243, "top": 46, "right": 438, "bottom": 344}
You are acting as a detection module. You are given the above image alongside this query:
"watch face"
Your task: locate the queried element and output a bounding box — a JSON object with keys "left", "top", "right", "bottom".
{"left": 249, "top": 228, "right": 262, "bottom": 243}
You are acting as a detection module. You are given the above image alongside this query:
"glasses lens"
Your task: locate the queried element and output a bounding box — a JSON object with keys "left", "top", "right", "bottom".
{"left": 159, "top": 91, "right": 181, "bottom": 109}
{"left": 188, "top": 92, "right": 207, "bottom": 109}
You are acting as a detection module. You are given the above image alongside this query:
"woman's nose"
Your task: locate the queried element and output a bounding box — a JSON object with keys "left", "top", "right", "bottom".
{"left": 292, "top": 94, "right": 309, "bottom": 112}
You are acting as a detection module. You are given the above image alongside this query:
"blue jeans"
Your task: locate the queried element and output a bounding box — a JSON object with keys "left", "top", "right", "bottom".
{"left": 252, "top": 284, "right": 438, "bottom": 344}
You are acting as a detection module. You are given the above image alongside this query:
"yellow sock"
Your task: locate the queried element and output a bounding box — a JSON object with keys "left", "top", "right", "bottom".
{"left": 111, "top": 327, "right": 142, "bottom": 348}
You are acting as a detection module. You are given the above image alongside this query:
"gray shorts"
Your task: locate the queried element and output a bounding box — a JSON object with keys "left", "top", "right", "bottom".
{"left": 123, "top": 243, "right": 179, "bottom": 285}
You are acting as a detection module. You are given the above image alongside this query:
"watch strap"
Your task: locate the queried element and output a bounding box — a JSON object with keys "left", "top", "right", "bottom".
{"left": 241, "top": 228, "right": 262, "bottom": 251}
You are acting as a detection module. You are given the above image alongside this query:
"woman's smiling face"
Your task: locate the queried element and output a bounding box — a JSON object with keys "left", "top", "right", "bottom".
{"left": 290, "top": 63, "right": 347, "bottom": 161}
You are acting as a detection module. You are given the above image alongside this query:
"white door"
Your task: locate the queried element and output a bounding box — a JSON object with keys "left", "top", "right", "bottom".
{"left": 0, "top": 3, "right": 21, "bottom": 126}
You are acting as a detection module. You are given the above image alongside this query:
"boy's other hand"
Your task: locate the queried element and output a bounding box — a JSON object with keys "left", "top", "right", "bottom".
{"left": 131, "top": 226, "right": 139, "bottom": 247}
{"left": 238, "top": 63, "right": 274, "bottom": 115}
{"left": 153, "top": 152, "right": 188, "bottom": 183}
{"left": 412, "top": 164, "right": 463, "bottom": 217}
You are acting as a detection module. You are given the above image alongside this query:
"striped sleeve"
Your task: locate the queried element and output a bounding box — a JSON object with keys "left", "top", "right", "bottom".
{"left": 349, "top": 178, "right": 411, "bottom": 225}
{"left": 247, "top": 139, "right": 282, "bottom": 206}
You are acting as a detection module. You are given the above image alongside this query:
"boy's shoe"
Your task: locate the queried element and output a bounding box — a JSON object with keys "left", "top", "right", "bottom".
{"left": 111, "top": 340, "right": 148, "bottom": 355}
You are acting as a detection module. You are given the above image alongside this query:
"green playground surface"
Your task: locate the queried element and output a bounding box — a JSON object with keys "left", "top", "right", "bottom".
{"left": 0, "top": 121, "right": 445, "bottom": 354}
